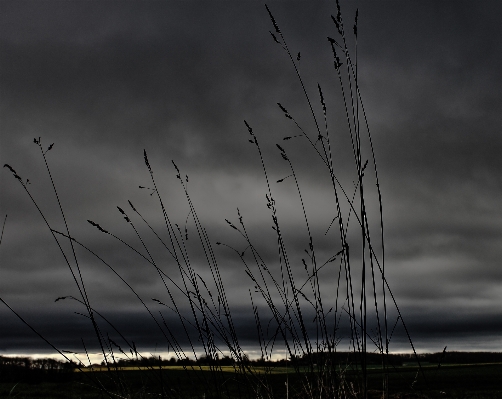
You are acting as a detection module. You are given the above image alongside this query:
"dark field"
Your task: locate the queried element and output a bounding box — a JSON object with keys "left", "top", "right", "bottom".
{"left": 1, "top": 363, "right": 501, "bottom": 399}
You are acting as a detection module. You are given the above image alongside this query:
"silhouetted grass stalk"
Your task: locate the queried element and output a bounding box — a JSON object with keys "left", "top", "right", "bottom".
{"left": 1, "top": 2, "right": 426, "bottom": 398}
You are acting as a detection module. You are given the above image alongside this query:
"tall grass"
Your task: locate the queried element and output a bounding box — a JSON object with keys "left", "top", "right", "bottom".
{"left": 2, "top": 2, "right": 424, "bottom": 398}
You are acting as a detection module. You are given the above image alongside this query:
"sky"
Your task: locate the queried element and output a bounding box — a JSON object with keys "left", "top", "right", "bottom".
{"left": 1, "top": 1, "right": 502, "bottom": 364}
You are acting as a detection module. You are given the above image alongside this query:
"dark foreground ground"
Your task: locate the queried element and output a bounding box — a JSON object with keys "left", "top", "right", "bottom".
{"left": 1, "top": 363, "right": 501, "bottom": 399}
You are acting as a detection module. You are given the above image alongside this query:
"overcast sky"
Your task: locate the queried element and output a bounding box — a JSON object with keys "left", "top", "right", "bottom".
{"left": 1, "top": 1, "right": 502, "bottom": 362}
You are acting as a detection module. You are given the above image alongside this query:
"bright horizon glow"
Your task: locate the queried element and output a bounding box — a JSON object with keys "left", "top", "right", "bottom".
{"left": 4, "top": 336, "right": 502, "bottom": 367}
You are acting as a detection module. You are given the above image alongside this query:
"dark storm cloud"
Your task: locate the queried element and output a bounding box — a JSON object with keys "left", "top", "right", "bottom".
{"left": 5, "top": 305, "right": 502, "bottom": 355}
{"left": 2, "top": 1, "right": 502, "bottom": 358}
{"left": 359, "top": 2, "right": 502, "bottom": 182}
{"left": 0, "top": 2, "right": 317, "bottom": 172}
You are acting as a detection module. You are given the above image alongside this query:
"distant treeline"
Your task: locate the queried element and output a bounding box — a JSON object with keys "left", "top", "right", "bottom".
{"left": 102, "top": 353, "right": 403, "bottom": 368}
{"left": 105, "top": 351, "right": 502, "bottom": 368}
{"left": 113, "top": 354, "right": 241, "bottom": 367}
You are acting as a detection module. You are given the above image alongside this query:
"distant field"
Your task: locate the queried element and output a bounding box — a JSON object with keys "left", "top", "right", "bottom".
{"left": 75, "top": 364, "right": 290, "bottom": 373}
{"left": 74, "top": 362, "right": 502, "bottom": 373}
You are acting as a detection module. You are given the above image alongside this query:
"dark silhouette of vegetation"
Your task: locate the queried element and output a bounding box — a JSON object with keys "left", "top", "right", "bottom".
{"left": 0, "top": 356, "right": 76, "bottom": 383}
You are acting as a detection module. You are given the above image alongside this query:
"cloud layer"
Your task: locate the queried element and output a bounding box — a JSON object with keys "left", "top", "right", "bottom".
{"left": 1, "top": 1, "right": 502, "bottom": 358}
